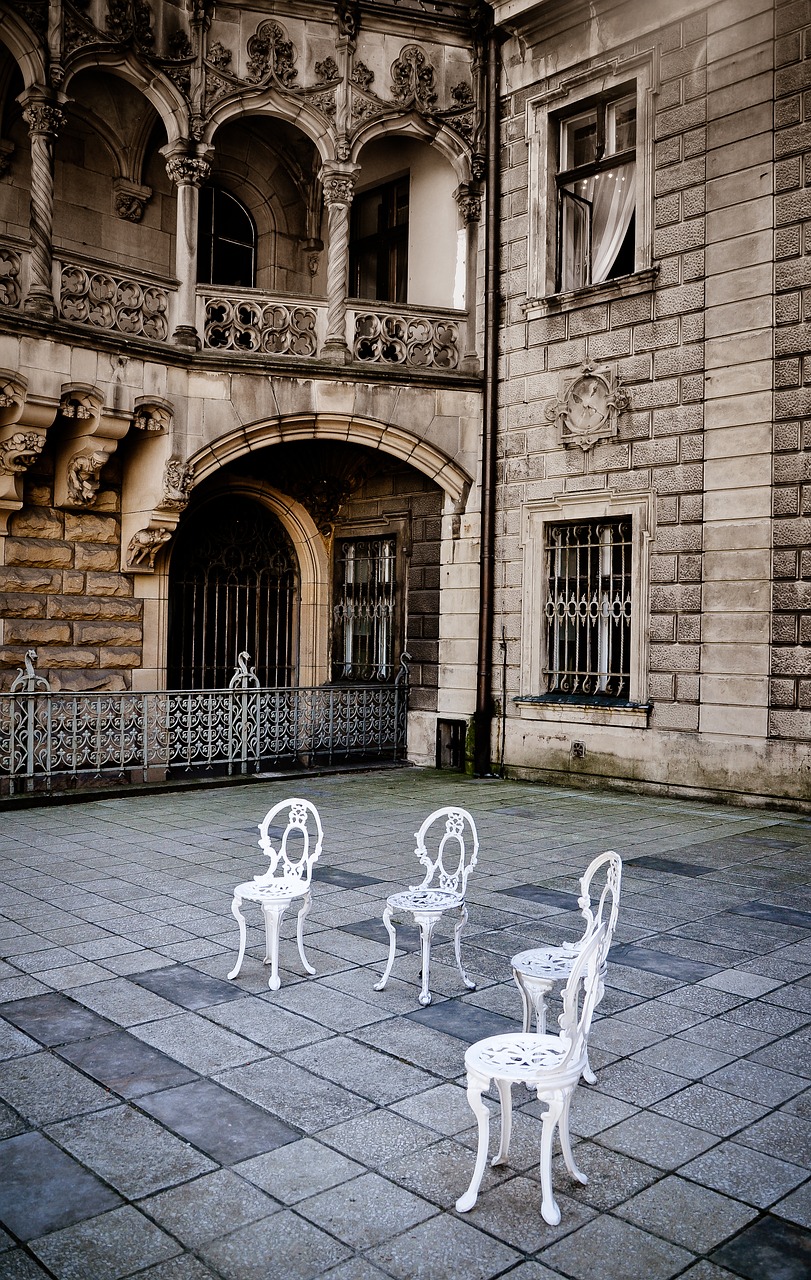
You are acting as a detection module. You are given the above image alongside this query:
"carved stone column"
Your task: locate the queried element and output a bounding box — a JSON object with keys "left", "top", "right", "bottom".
{"left": 320, "top": 163, "right": 360, "bottom": 363}
{"left": 21, "top": 93, "right": 66, "bottom": 318}
{"left": 163, "top": 147, "right": 211, "bottom": 350}
{"left": 455, "top": 182, "right": 482, "bottom": 370}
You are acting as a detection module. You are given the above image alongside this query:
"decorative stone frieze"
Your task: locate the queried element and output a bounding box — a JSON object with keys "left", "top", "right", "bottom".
{"left": 59, "top": 262, "right": 169, "bottom": 341}
{"left": 545, "top": 363, "right": 629, "bottom": 453}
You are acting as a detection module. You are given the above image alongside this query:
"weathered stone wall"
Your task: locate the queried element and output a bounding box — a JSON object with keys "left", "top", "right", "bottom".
{"left": 336, "top": 462, "right": 442, "bottom": 712}
{"left": 0, "top": 452, "right": 143, "bottom": 691}
{"left": 772, "top": 0, "right": 811, "bottom": 740}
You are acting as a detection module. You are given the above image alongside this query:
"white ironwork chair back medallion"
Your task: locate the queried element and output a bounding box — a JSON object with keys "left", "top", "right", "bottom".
{"left": 374, "top": 805, "right": 479, "bottom": 1006}
{"left": 227, "top": 797, "right": 324, "bottom": 991}
{"left": 457, "top": 920, "right": 609, "bottom": 1227}
{"left": 511, "top": 850, "right": 621, "bottom": 1084}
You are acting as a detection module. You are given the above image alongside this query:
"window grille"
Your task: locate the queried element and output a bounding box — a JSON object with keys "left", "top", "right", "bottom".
{"left": 333, "top": 536, "right": 396, "bottom": 681}
{"left": 543, "top": 518, "right": 631, "bottom": 699}
{"left": 555, "top": 89, "right": 636, "bottom": 292}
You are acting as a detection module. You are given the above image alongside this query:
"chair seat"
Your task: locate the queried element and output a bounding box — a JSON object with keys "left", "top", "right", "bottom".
{"left": 465, "top": 1032, "right": 576, "bottom": 1084}
{"left": 511, "top": 944, "right": 580, "bottom": 982}
{"left": 387, "top": 887, "right": 463, "bottom": 913}
{"left": 234, "top": 878, "right": 308, "bottom": 904}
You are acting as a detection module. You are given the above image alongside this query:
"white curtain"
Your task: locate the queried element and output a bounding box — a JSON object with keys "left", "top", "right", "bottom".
{"left": 579, "top": 162, "right": 636, "bottom": 283}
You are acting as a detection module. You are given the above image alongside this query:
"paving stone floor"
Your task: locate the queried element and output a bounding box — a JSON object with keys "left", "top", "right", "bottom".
{"left": 1, "top": 768, "right": 810, "bottom": 1280}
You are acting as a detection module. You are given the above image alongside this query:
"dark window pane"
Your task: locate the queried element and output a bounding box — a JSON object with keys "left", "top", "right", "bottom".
{"left": 197, "top": 188, "right": 256, "bottom": 287}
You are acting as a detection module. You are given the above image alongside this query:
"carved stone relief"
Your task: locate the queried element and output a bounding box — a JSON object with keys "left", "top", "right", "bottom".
{"left": 66, "top": 449, "right": 108, "bottom": 505}
{"left": 545, "top": 363, "right": 629, "bottom": 453}
{"left": 126, "top": 526, "right": 171, "bottom": 569}
{"left": 160, "top": 459, "right": 194, "bottom": 511}
{"left": 0, "top": 432, "right": 45, "bottom": 475}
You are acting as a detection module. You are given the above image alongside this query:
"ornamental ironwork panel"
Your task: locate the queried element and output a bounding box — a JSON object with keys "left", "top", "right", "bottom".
{"left": 333, "top": 536, "right": 396, "bottom": 682}
{"left": 202, "top": 294, "right": 318, "bottom": 356}
{"left": 353, "top": 311, "right": 459, "bottom": 368}
{"left": 0, "top": 667, "right": 409, "bottom": 796}
{"left": 59, "top": 262, "right": 170, "bottom": 340}
{"left": 543, "top": 517, "right": 632, "bottom": 699}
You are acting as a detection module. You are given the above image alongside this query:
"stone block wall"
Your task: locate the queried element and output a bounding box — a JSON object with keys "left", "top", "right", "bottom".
{"left": 773, "top": 0, "right": 811, "bottom": 740}
{"left": 0, "top": 453, "right": 143, "bottom": 691}
{"left": 497, "top": 10, "right": 709, "bottom": 732}
{"left": 335, "top": 460, "right": 442, "bottom": 712}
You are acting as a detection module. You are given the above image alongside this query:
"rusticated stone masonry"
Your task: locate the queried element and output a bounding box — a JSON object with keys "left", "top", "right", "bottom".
{"left": 0, "top": 452, "right": 143, "bottom": 691}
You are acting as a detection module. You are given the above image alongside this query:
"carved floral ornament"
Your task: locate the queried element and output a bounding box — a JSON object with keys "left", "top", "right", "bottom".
{"left": 165, "top": 155, "right": 211, "bottom": 188}
{"left": 0, "top": 432, "right": 45, "bottom": 476}
{"left": 391, "top": 45, "right": 437, "bottom": 111}
{"left": 22, "top": 101, "right": 66, "bottom": 136}
{"left": 246, "top": 20, "right": 297, "bottom": 86}
{"left": 322, "top": 173, "right": 357, "bottom": 206}
{"left": 131, "top": 402, "right": 171, "bottom": 433}
{"left": 545, "top": 363, "right": 629, "bottom": 453}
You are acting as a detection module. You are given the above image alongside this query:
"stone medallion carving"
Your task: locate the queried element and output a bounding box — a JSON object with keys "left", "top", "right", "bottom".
{"left": 545, "top": 363, "right": 629, "bottom": 452}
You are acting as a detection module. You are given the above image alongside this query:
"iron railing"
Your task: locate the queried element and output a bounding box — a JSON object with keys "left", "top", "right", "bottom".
{"left": 0, "top": 651, "right": 410, "bottom": 796}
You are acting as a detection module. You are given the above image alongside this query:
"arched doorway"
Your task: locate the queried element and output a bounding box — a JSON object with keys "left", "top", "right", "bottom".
{"left": 167, "top": 496, "right": 299, "bottom": 689}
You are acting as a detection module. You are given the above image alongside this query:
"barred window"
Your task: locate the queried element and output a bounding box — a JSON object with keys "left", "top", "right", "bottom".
{"left": 333, "top": 536, "right": 396, "bottom": 681}
{"left": 544, "top": 518, "right": 632, "bottom": 699}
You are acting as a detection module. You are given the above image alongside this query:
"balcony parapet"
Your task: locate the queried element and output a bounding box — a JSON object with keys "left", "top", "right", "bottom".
{"left": 57, "top": 255, "right": 173, "bottom": 342}
{"left": 350, "top": 301, "right": 463, "bottom": 370}
{"left": 199, "top": 286, "right": 321, "bottom": 357}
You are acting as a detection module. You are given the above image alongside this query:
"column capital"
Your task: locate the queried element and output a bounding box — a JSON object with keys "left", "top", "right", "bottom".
{"left": 320, "top": 162, "right": 361, "bottom": 207}
{"left": 161, "top": 140, "right": 213, "bottom": 188}
{"left": 455, "top": 182, "right": 482, "bottom": 224}
{"left": 21, "top": 97, "right": 66, "bottom": 138}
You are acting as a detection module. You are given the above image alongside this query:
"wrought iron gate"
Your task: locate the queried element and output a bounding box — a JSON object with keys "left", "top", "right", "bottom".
{"left": 0, "top": 651, "right": 410, "bottom": 796}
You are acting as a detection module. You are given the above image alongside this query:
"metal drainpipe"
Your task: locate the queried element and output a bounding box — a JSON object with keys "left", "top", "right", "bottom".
{"left": 473, "top": 22, "right": 501, "bottom": 776}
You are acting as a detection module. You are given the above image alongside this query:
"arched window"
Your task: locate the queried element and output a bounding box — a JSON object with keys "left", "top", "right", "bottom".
{"left": 167, "top": 497, "right": 298, "bottom": 689}
{"left": 197, "top": 187, "right": 256, "bottom": 288}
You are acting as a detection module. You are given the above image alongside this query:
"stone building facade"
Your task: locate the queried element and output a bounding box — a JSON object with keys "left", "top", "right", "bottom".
{"left": 491, "top": 0, "right": 810, "bottom": 805}
{"left": 0, "top": 0, "right": 487, "bottom": 765}
{"left": 1, "top": 0, "right": 809, "bottom": 809}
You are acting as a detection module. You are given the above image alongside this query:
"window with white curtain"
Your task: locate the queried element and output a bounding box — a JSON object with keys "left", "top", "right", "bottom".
{"left": 555, "top": 89, "right": 636, "bottom": 293}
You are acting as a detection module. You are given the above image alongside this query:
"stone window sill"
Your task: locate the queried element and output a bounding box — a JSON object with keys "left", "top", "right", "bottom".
{"left": 514, "top": 697, "right": 651, "bottom": 729}
{"left": 523, "top": 267, "right": 659, "bottom": 321}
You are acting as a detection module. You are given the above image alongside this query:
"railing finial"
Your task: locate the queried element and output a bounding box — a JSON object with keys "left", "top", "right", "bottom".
{"left": 10, "top": 648, "right": 52, "bottom": 694}
{"left": 228, "top": 652, "right": 260, "bottom": 690}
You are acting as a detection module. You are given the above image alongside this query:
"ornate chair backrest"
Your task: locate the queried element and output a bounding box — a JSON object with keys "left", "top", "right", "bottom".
{"left": 556, "top": 919, "right": 609, "bottom": 1068}
{"left": 577, "top": 851, "right": 622, "bottom": 950}
{"left": 254, "top": 798, "right": 323, "bottom": 888}
{"left": 412, "top": 806, "right": 479, "bottom": 897}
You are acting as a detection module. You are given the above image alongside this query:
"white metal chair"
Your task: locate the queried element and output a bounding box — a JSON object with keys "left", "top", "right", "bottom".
{"left": 511, "top": 851, "right": 621, "bottom": 1083}
{"left": 227, "top": 797, "right": 323, "bottom": 991}
{"left": 456, "top": 919, "right": 609, "bottom": 1226}
{"left": 374, "top": 805, "right": 479, "bottom": 1006}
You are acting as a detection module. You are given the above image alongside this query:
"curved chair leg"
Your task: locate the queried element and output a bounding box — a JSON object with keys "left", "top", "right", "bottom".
{"left": 528, "top": 984, "right": 549, "bottom": 1036}
{"left": 261, "top": 901, "right": 287, "bottom": 991}
{"left": 227, "top": 895, "right": 247, "bottom": 981}
{"left": 416, "top": 912, "right": 438, "bottom": 1006}
{"left": 455, "top": 1070, "right": 492, "bottom": 1212}
{"left": 453, "top": 904, "right": 476, "bottom": 991}
{"left": 296, "top": 891, "right": 316, "bottom": 976}
{"left": 582, "top": 1050, "right": 597, "bottom": 1085}
{"left": 513, "top": 970, "right": 533, "bottom": 1033}
{"left": 374, "top": 905, "right": 398, "bottom": 992}
{"left": 559, "top": 1088, "right": 587, "bottom": 1185}
{"left": 492, "top": 1076, "right": 513, "bottom": 1166}
{"left": 539, "top": 1092, "right": 565, "bottom": 1226}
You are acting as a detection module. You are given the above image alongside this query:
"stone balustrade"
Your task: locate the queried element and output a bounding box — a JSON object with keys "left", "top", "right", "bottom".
{"left": 351, "top": 304, "right": 462, "bottom": 369}
{"left": 200, "top": 288, "right": 321, "bottom": 356}
{"left": 58, "top": 258, "right": 171, "bottom": 341}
